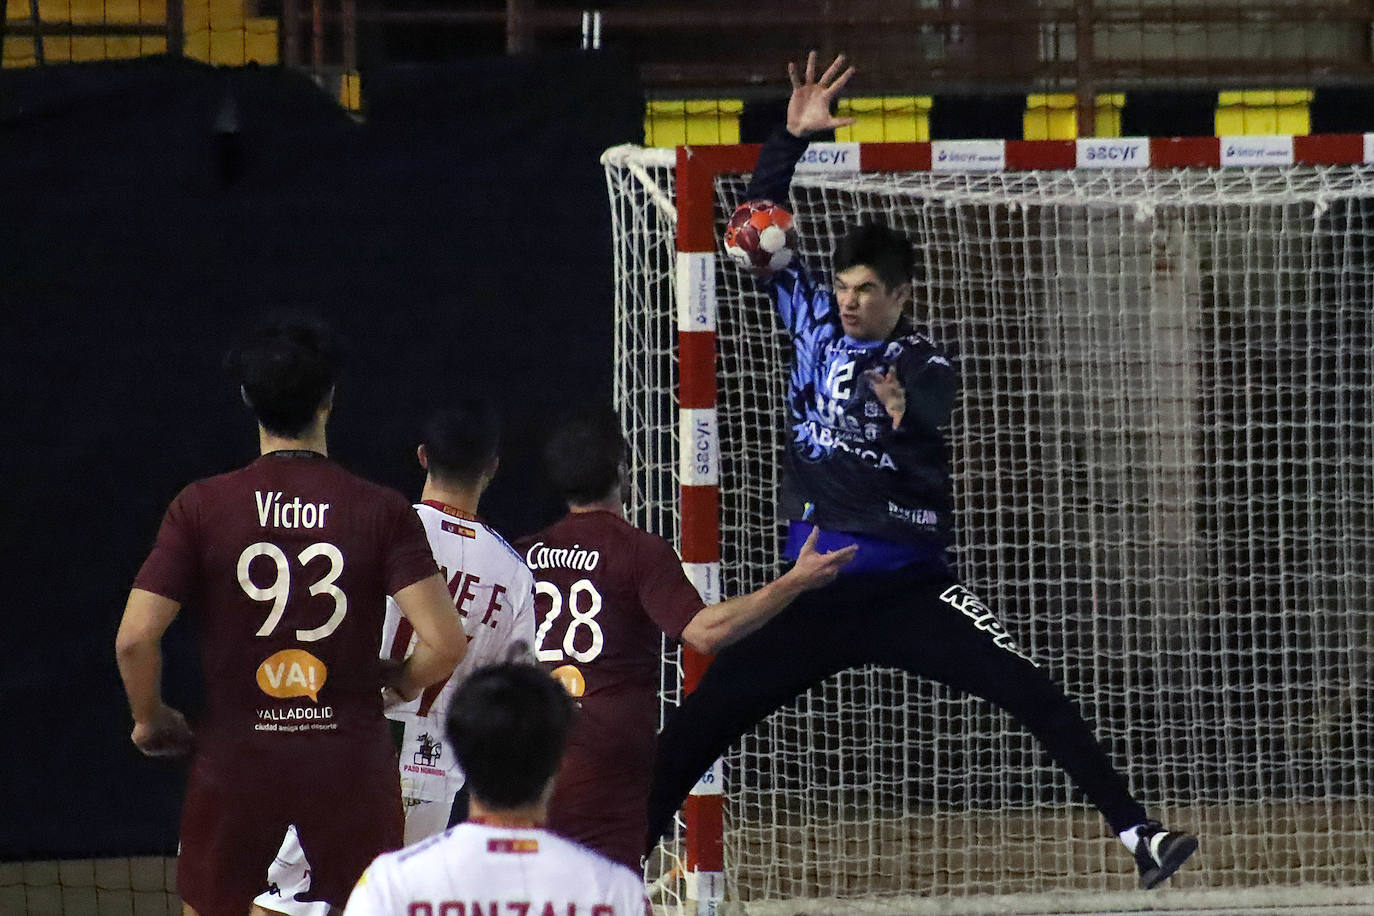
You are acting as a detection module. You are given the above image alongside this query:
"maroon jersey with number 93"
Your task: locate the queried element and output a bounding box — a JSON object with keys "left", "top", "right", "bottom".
{"left": 134, "top": 451, "right": 439, "bottom": 767}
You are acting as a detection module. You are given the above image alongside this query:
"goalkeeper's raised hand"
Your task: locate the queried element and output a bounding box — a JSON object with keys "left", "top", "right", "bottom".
{"left": 786, "top": 51, "right": 857, "bottom": 138}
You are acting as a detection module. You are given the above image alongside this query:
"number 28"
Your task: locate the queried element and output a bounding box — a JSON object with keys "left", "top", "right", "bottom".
{"left": 533, "top": 578, "right": 604, "bottom": 664}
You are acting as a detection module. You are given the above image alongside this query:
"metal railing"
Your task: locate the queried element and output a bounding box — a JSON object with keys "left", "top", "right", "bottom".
{"left": 7, "top": 1, "right": 1374, "bottom": 133}
{"left": 280, "top": 0, "right": 1374, "bottom": 131}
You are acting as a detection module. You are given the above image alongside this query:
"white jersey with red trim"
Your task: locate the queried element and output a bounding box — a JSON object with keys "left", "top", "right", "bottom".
{"left": 342, "top": 823, "right": 647, "bottom": 916}
{"left": 381, "top": 501, "right": 537, "bottom": 841}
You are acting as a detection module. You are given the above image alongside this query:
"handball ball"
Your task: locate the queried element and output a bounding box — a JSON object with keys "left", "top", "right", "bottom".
{"left": 724, "top": 200, "right": 797, "bottom": 272}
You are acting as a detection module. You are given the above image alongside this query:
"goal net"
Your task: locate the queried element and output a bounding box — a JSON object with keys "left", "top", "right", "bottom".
{"left": 605, "top": 140, "right": 1374, "bottom": 913}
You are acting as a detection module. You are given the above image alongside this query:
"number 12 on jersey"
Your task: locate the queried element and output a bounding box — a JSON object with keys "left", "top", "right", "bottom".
{"left": 533, "top": 578, "right": 604, "bottom": 664}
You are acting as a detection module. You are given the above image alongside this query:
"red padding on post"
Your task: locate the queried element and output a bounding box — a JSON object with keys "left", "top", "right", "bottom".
{"left": 861, "top": 142, "right": 930, "bottom": 172}
{"left": 677, "top": 147, "right": 716, "bottom": 253}
{"left": 680, "top": 485, "right": 719, "bottom": 564}
{"left": 678, "top": 145, "right": 760, "bottom": 253}
{"left": 685, "top": 793, "right": 724, "bottom": 871}
{"left": 1007, "top": 139, "right": 1076, "bottom": 171}
{"left": 679, "top": 331, "right": 717, "bottom": 409}
{"left": 1151, "top": 136, "right": 1220, "bottom": 169}
{"left": 683, "top": 646, "right": 713, "bottom": 694}
{"left": 1295, "top": 133, "right": 1364, "bottom": 166}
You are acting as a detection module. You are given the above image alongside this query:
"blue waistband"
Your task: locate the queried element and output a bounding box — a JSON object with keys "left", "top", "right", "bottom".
{"left": 783, "top": 521, "right": 950, "bottom": 576}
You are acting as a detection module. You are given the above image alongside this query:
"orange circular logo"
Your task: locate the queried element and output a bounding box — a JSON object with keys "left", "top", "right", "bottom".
{"left": 550, "top": 664, "right": 586, "bottom": 698}
{"left": 256, "top": 649, "right": 327, "bottom": 702}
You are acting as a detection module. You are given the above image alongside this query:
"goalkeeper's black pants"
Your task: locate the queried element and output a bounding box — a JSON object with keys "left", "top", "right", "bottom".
{"left": 645, "top": 564, "right": 1151, "bottom": 853}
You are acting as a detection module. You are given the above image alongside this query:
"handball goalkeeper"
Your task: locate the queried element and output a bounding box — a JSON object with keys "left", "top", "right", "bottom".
{"left": 645, "top": 52, "right": 1198, "bottom": 889}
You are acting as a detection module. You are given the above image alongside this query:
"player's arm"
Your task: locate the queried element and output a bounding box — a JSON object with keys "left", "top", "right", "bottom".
{"left": 901, "top": 355, "right": 958, "bottom": 434}
{"left": 387, "top": 573, "right": 468, "bottom": 701}
{"left": 679, "top": 527, "right": 856, "bottom": 656}
{"left": 748, "top": 53, "right": 856, "bottom": 329}
{"left": 115, "top": 588, "right": 194, "bottom": 757}
{"left": 744, "top": 52, "right": 856, "bottom": 203}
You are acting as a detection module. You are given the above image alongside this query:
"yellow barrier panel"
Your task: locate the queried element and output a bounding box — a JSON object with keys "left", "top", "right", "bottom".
{"left": 645, "top": 99, "right": 743, "bottom": 147}
{"left": 340, "top": 72, "right": 362, "bottom": 112}
{"left": 1215, "top": 90, "right": 1312, "bottom": 136}
{"left": 836, "top": 96, "right": 932, "bottom": 142}
{"left": 244, "top": 16, "right": 278, "bottom": 65}
{"left": 1024, "top": 93, "right": 1125, "bottom": 140}
{"left": 183, "top": 0, "right": 247, "bottom": 31}
{"left": 1025, "top": 93, "right": 1075, "bottom": 141}
{"left": 1094, "top": 93, "right": 1125, "bottom": 138}
{"left": 2, "top": 0, "right": 274, "bottom": 68}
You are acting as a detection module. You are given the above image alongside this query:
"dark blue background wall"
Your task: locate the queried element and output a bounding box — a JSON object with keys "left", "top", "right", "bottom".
{"left": 0, "top": 52, "right": 642, "bottom": 858}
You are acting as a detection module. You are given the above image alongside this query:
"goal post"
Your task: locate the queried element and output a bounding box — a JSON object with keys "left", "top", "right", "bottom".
{"left": 604, "top": 135, "right": 1374, "bottom": 913}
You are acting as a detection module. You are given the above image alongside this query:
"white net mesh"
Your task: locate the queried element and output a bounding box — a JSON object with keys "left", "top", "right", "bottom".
{"left": 604, "top": 145, "right": 1374, "bottom": 911}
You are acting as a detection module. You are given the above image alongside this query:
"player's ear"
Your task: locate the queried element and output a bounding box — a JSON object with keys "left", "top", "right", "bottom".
{"left": 472, "top": 456, "right": 499, "bottom": 495}
{"left": 417, "top": 444, "right": 429, "bottom": 470}
{"left": 318, "top": 386, "right": 336, "bottom": 417}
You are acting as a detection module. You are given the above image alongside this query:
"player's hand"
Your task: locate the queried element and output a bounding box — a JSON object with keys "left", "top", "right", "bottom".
{"left": 863, "top": 367, "right": 906, "bottom": 426}
{"left": 786, "top": 51, "right": 857, "bottom": 138}
{"left": 379, "top": 657, "right": 420, "bottom": 702}
{"left": 789, "top": 526, "right": 859, "bottom": 590}
{"left": 379, "top": 656, "right": 404, "bottom": 688}
{"left": 131, "top": 704, "right": 194, "bottom": 758}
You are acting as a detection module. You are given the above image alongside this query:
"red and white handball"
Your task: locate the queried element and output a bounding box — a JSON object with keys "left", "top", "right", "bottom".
{"left": 724, "top": 199, "right": 798, "bottom": 272}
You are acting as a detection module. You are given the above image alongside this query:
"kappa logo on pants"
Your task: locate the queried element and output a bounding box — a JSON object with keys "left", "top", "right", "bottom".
{"left": 938, "top": 585, "right": 1039, "bottom": 667}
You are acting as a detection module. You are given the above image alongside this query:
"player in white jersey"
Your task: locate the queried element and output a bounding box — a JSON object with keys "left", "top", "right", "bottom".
{"left": 343, "top": 662, "right": 646, "bottom": 916}
{"left": 254, "top": 401, "right": 536, "bottom": 916}
{"left": 381, "top": 402, "right": 536, "bottom": 843}
{"left": 382, "top": 501, "right": 536, "bottom": 841}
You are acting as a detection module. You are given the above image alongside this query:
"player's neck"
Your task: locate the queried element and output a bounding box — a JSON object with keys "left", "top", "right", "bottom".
{"left": 568, "top": 498, "right": 623, "bottom": 518}
{"left": 259, "top": 424, "right": 327, "bottom": 457}
{"left": 467, "top": 797, "right": 547, "bottom": 828}
{"left": 420, "top": 479, "right": 480, "bottom": 517}
{"left": 568, "top": 482, "right": 625, "bottom": 518}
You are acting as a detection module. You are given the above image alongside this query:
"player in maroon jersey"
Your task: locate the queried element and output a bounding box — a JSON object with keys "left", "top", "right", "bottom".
{"left": 515, "top": 407, "right": 856, "bottom": 871}
{"left": 115, "top": 318, "right": 468, "bottom": 916}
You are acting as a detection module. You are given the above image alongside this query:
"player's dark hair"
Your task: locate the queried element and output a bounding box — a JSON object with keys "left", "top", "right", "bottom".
{"left": 445, "top": 662, "right": 574, "bottom": 810}
{"left": 423, "top": 399, "right": 501, "bottom": 486}
{"left": 832, "top": 222, "right": 916, "bottom": 291}
{"left": 226, "top": 317, "right": 340, "bottom": 437}
{"left": 544, "top": 406, "right": 626, "bottom": 506}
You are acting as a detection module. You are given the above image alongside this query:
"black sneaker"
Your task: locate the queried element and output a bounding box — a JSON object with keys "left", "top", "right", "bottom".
{"left": 1134, "top": 820, "right": 1199, "bottom": 889}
